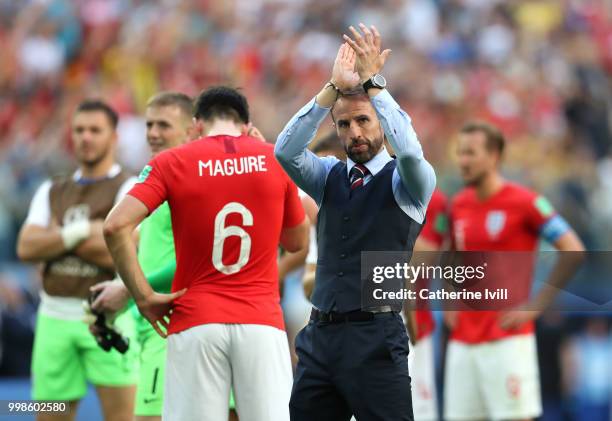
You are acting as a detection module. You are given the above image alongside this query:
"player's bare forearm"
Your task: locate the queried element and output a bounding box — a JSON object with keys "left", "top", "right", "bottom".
{"left": 302, "top": 263, "right": 316, "bottom": 299}
{"left": 74, "top": 220, "right": 115, "bottom": 270}
{"left": 280, "top": 217, "right": 309, "bottom": 253}
{"left": 279, "top": 247, "right": 309, "bottom": 285}
{"left": 16, "top": 224, "right": 67, "bottom": 262}
{"left": 104, "top": 224, "right": 151, "bottom": 303}
{"left": 103, "top": 196, "right": 152, "bottom": 304}
{"left": 75, "top": 239, "right": 114, "bottom": 270}
{"left": 500, "top": 231, "right": 584, "bottom": 329}
{"left": 532, "top": 230, "right": 585, "bottom": 310}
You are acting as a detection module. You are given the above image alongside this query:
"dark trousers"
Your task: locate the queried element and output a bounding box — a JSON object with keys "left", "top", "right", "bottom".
{"left": 290, "top": 312, "right": 413, "bottom": 421}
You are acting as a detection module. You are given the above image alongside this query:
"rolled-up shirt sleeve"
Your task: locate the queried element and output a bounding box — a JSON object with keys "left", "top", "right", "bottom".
{"left": 274, "top": 98, "right": 339, "bottom": 205}
{"left": 371, "top": 90, "right": 436, "bottom": 224}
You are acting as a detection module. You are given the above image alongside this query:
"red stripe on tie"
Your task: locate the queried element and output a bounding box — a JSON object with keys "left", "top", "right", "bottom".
{"left": 349, "top": 164, "right": 369, "bottom": 190}
{"left": 351, "top": 178, "right": 364, "bottom": 190}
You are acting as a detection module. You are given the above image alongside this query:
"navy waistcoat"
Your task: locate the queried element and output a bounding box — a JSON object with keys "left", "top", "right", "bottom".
{"left": 311, "top": 159, "right": 423, "bottom": 312}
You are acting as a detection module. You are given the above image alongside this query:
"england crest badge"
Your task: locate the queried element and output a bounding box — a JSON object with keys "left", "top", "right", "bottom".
{"left": 485, "top": 210, "right": 506, "bottom": 238}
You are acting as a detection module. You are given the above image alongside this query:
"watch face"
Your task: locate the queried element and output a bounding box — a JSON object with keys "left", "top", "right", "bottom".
{"left": 373, "top": 74, "right": 387, "bottom": 88}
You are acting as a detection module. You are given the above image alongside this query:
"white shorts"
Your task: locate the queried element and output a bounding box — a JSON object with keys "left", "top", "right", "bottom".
{"left": 164, "top": 323, "right": 293, "bottom": 421}
{"left": 408, "top": 334, "right": 438, "bottom": 421}
{"left": 444, "top": 334, "right": 542, "bottom": 421}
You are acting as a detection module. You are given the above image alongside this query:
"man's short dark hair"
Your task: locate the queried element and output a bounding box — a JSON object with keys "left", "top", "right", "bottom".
{"left": 75, "top": 100, "right": 119, "bottom": 129}
{"left": 461, "top": 121, "right": 505, "bottom": 155}
{"left": 193, "top": 86, "right": 249, "bottom": 124}
{"left": 147, "top": 91, "right": 193, "bottom": 119}
{"left": 330, "top": 85, "right": 369, "bottom": 123}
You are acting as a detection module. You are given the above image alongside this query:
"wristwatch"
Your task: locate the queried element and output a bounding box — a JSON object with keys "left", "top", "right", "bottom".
{"left": 362, "top": 74, "right": 387, "bottom": 92}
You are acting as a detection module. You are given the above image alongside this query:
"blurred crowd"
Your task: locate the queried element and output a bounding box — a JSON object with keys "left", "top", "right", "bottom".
{"left": 1, "top": 0, "right": 612, "bottom": 249}
{"left": 0, "top": 0, "right": 611, "bottom": 418}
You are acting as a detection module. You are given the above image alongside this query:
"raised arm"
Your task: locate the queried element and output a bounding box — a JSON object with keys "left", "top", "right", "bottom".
{"left": 375, "top": 90, "right": 436, "bottom": 222}
{"left": 275, "top": 44, "right": 360, "bottom": 205}
{"left": 344, "top": 24, "right": 436, "bottom": 223}
{"left": 274, "top": 102, "right": 334, "bottom": 205}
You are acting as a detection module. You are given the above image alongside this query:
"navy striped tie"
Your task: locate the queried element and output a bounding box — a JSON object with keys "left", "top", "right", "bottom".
{"left": 349, "top": 164, "right": 369, "bottom": 190}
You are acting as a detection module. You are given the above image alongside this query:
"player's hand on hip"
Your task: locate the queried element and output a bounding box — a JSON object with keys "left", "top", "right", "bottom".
{"left": 331, "top": 43, "right": 361, "bottom": 91}
{"left": 138, "top": 289, "right": 187, "bottom": 338}
{"left": 343, "top": 23, "right": 391, "bottom": 82}
{"left": 90, "top": 279, "right": 130, "bottom": 313}
{"left": 499, "top": 307, "right": 540, "bottom": 330}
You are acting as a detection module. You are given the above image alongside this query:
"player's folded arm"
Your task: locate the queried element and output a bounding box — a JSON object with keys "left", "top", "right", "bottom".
{"left": 16, "top": 181, "right": 70, "bottom": 262}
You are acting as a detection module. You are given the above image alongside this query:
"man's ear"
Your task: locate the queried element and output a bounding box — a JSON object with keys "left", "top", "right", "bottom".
{"left": 494, "top": 151, "right": 503, "bottom": 167}
{"left": 241, "top": 123, "right": 251, "bottom": 136}
{"left": 192, "top": 118, "right": 206, "bottom": 137}
{"left": 186, "top": 122, "right": 198, "bottom": 141}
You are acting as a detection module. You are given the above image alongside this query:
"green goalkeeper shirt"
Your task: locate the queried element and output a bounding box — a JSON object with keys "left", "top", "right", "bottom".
{"left": 132, "top": 201, "right": 176, "bottom": 336}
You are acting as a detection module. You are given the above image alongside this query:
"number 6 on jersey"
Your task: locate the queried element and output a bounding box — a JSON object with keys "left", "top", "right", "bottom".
{"left": 212, "top": 202, "right": 253, "bottom": 275}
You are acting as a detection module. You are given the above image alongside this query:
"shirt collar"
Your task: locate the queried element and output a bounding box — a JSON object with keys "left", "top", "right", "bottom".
{"left": 346, "top": 146, "right": 392, "bottom": 177}
{"left": 73, "top": 163, "right": 121, "bottom": 182}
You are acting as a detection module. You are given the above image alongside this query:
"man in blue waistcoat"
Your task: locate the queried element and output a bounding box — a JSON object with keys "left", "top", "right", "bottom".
{"left": 274, "top": 24, "right": 436, "bottom": 421}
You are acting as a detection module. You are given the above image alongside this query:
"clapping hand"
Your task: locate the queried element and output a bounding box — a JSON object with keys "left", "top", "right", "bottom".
{"left": 331, "top": 43, "right": 360, "bottom": 92}
{"left": 343, "top": 23, "right": 391, "bottom": 83}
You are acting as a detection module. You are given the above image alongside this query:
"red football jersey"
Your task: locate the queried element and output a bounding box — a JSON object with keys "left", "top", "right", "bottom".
{"left": 419, "top": 189, "right": 448, "bottom": 248}
{"left": 449, "top": 182, "right": 557, "bottom": 343}
{"left": 129, "top": 135, "right": 305, "bottom": 334}
{"left": 415, "top": 189, "right": 448, "bottom": 340}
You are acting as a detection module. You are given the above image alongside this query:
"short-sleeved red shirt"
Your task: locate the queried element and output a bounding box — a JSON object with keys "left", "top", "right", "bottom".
{"left": 129, "top": 135, "right": 305, "bottom": 334}
{"left": 415, "top": 189, "right": 448, "bottom": 340}
{"left": 449, "top": 182, "right": 557, "bottom": 343}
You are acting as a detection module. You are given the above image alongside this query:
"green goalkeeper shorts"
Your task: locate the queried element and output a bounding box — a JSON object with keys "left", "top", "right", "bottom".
{"left": 135, "top": 326, "right": 166, "bottom": 416}
{"left": 32, "top": 311, "right": 139, "bottom": 401}
{"left": 135, "top": 323, "right": 236, "bottom": 415}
